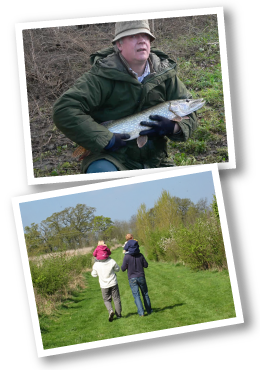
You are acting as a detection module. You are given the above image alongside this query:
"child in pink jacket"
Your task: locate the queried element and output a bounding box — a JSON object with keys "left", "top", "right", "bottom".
{"left": 93, "top": 240, "right": 111, "bottom": 261}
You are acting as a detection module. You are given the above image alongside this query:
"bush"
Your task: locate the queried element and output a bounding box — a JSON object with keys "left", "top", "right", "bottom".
{"left": 173, "top": 216, "right": 227, "bottom": 270}
{"left": 29, "top": 252, "right": 93, "bottom": 297}
{"left": 143, "top": 228, "right": 180, "bottom": 262}
{"left": 159, "top": 235, "right": 180, "bottom": 263}
{"left": 30, "top": 253, "right": 70, "bottom": 295}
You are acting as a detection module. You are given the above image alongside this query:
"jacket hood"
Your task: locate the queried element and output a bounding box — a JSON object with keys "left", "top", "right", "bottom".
{"left": 89, "top": 46, "right": 177, "bottom": 80}
{"left": 90, "top": 46, "right": 115, "bottom": 65}
{"left": 97, "top": 245, "right": 109, "bottom": 251}
{"left": 90, "top": 46, "right": 171, "bottom": 65}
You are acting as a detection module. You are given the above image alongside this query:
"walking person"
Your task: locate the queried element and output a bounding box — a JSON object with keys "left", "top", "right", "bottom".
{"left": 91, "top": 256, "right": 122, "bottom": 321}
{"left": 121, "top": 248, "right": 152, "bottom": 317}
{"left": 53, "top": 19, "right": 198, "bottom": 173}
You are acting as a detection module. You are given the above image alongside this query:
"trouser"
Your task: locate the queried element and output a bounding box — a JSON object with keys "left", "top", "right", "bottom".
{"left": 85, "top": 159, "right": 152, "bottom": 173}
{"left": 101, "top": 284, "right": 122, "bottom": 317}
{"left": 129, "top": 276, "right": 152, "bottom": 316}
{"left": 86, "top": 159, "right": 118, "bottom": 173}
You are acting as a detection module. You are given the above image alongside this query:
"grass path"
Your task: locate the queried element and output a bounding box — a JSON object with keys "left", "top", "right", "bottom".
{"left": 41, "top": 247, "right": 236, "bottom": 349}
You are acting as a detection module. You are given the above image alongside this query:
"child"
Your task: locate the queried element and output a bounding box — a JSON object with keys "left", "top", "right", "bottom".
{"left": 123, "top": 234, "right": 140, "bottom": 255}
{"left": 93, "top": 240, "right": 111, "bottom": 261}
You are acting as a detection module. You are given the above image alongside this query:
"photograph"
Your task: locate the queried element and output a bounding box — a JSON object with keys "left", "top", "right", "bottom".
{"left": 12, "top": 164, "right": 243, "bottom": 357}
{"left": 16, "top": 7, "right": 235, "bottom": 185}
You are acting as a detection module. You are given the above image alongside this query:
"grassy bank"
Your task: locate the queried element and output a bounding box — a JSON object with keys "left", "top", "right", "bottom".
{"left": 30, "top": 250, "right": 94, "bottom": 316}
{"left": 40, "top": 246, "right": 236, "bottom": 349}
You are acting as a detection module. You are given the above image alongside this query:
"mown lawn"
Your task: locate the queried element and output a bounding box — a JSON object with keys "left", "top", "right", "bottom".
{"left": 41, "top": 247, "right": 236, "bottom": 349}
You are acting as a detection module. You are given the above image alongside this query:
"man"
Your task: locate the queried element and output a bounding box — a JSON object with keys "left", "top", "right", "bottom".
{"left": 53, "top": 20, "right": 198, "bottom": 173}
{"left": 121, "top": 247, "right": 152, "bottom": 317}
{"left": 91, "top": 256, "right": 122, "bottom": 322}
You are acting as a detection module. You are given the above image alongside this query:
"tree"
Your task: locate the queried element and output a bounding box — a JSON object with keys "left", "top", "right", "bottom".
{"left": 24, "top": 204, "right": 97, "bottom": 254}
{"left": 24, "top": 223, "right": 44, "bottom": 256}
{"left": 153, "top": 190, "right": 181, "bottom": 230}
{"left": 102, "top": 225, "right": 117, "bottom": 241}
{"left": 92, "top": 216, "right": 114, "bottom": 239}
{"left": 173, "top": 197, "right": 194, "bottom": 222}
{"left": 41, "top": 203, "right": 96, "bottom": 236}
{"left": 128, "top": 214, "right": 138, "bottom": 235}
{"left": 211, "top": 195, "right": 219, "bottom": 220}
{"left": 136, "top": 203, "right": 151, "bottom": 245}
{"left": 111, "top": 220, "right": 130, "bottom": 242}
{"left": 195, "top": 197, "right": 209, "bottom": 213}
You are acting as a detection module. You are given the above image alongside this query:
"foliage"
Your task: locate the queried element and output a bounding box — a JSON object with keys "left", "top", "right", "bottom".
{"left": 30, "top": 252, "right": 93, "bottom": 296}
{"left": 170, "top": 215, "right": 227, "bottom": 270}
{"left": 211, "top": 195, "right": 220, "bottom": 220}
{"left": 174, "top": 219, "right": 224, "bottom": 270}
{"left": 135, "top": 189, "right": 226, "bottom": 270}
{"left": 136, "top": 203, "right": 151, "bottom": 246}
{"left": 24, "top": 203, "right": 115, "bottom": 256}
{"left": 136, "top": 190, "right": 209, "bottom": 258}
{"left": 102, "top": 219, "right": 135, "bottom": 244}
{"left": 24, "top": 223, "right": 44, "bottom": 255}
{"left": 144, "top": 228, "right": 173, "bottom": 261}
{"left": 92, "top": 215, "right": 114, "bottom": 240}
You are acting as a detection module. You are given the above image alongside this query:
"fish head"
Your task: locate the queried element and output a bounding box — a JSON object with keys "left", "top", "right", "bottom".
{"left": 169, "top": 98, "right": 205, "bottom": 116}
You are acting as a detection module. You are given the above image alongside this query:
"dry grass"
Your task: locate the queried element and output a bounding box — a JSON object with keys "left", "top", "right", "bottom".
{"left": 29, "top": 244, "right": 121, "bottom": 262}
{"left": 29, "top": 246, "right": 94, "bottom": 263}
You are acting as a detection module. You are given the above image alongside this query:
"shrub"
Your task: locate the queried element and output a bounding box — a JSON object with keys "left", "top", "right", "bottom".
{"left": 159, "top": 235, "right": 180, "bottom": 263}
{"left": 172, "top": 216, "right": 227, "bottom": 270}
{"left": 143, "top": 228, "right": 180, "bottom": 262}
{"left": 30, "top": 253, "right": 69, "bottom": 295}
{"left": 143, "top": 228, "right": 166, "bottom": 260}
{"left": 29, "top": 251, "right": 93, "bottom": 297}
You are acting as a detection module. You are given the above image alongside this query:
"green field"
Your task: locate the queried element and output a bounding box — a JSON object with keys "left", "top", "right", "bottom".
{"left": 40, "top": 247, "right": 236, "bottom": 349}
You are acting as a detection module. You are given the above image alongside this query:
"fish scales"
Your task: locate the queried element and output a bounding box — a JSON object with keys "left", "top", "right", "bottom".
{"left": 102, "top": 98, "right": 205, "bottom": 141}
{"left": 72, "top": 98, "right": 205, "bottom": 159}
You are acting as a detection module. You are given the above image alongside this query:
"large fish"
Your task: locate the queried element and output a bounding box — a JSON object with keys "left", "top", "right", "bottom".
{"left": 72, "top": 98, "right": 205, "bottom": 160}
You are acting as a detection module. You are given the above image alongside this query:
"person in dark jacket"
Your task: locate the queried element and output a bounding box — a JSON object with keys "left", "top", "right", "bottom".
{"left": 53, "top": 19, "right": 198, "bottom": 173}
{"left": 121, "top": 251, "right": 152, "bottom": 317}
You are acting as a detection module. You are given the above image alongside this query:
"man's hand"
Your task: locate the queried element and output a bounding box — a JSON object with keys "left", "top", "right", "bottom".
{"left": 105, "top": 133, "right": 130, "bottom": 152}
{"left": 139, "top": 115, "right": 177, "bottom": 137}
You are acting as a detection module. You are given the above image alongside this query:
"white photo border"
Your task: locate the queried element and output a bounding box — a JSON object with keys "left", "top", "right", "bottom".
{"left": 12, "top": 163, "right": 243, "bottom": 357}
{"left": 15, "top": 7, "right": 235, "bottom": 185}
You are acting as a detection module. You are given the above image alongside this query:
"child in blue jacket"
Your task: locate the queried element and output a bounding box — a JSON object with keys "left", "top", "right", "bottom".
{"left": 123, "top": 234, "right": 140, "bottom": 255}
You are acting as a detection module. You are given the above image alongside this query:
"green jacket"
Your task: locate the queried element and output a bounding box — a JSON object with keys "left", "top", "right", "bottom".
{"left": 53, "top": 47, "right": 198, "bottom": 172}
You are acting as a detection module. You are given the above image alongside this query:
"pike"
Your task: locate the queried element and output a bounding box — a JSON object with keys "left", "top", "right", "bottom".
{"left": 72, "top": 98, "right": 205, "bottom": 160}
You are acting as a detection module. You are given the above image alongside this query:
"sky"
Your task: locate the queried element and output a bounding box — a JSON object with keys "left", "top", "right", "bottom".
{"left": 19, "top": 171, "right": 215, "bottom": 229}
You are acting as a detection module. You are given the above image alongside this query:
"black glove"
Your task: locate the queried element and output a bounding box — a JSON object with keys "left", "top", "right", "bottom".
{"left": 139, "top": 115, "right": 176, "bottom": 137}
{"left": 105, "top": 133, "right": 130, "bottom": 152}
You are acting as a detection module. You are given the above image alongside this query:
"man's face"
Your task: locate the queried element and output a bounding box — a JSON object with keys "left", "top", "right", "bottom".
{"left": 117, "top": 33, "right": 151, "bottom": 65}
